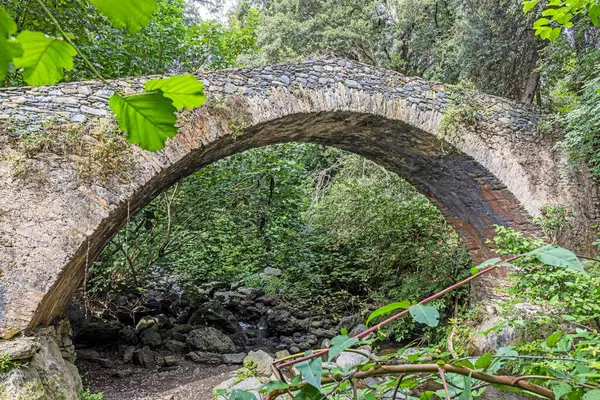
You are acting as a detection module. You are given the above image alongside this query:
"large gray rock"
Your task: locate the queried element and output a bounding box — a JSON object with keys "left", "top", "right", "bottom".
{"left": 186, "top": 327, "right": 235, "bottom": 353}
{"left": 140, "top": 328, "right": 162, "bottom": 349}
{"left": 265, "top": 308, "right": 301, "bottom": 334}
{"left": 335, "top": 351, "right": 368, "bottom": 369}
{"left": 0, "top": 329, "right": 82, "bottom": 400}
{"left": 222, "top": 352, "right": 246, "bottom": 365}
{"left": 243, "top": 350, "right": 274, "bottom": 377}
{"left": 164, "top": 339, "right": 187, "bottom": 354}
{"left": 132, "top": 346, "right": 155, "bottom": 369}
{"left": 0, "top": 337, "right": 39, "bottom": 360}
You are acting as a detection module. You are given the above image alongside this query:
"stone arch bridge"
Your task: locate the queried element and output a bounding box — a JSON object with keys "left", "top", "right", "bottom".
{"left": 0, "top": 59, "right": 597, "bottom": 338}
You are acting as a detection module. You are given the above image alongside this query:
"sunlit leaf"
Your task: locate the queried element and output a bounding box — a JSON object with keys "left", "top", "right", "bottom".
{"left": 546, "top": 331, "right": 563, "bottom": 347}
{"left": 527, "top": 245, "right": 587, "bottom": 274}
{"left": 89, "top": 0, "right": 158, "bottom": 33}
{"left": 460, "top": 375, "right": 473, "bottom": 400}
{"left": 366, "top": 300, "right": 411, "bottom": 326}
{"left": 109, "top": 92, "right": 177, "bottom": 151}
{"left": 0, "top": 6, "right": 22, "bottom": 81}
{"left": 13, "top": 31, "right": 76, "bottom": 86}
{"left": 522, "top": 0, "right": 538, "bottom": 13}
{"left": 474, "top": 353, "right": 492, "bottom": 370}
{"left": 145, "top": 74, "right": 206, "bottom": 110}
{"left": 328, "top": 335, "right": 359, "bottom": 361}
{"left": 296, "top": 352, "right": 323, "bottom": 390}
{"left": 409, "top": 304, "right": 440, "bottom": 327}
{"left": 470, "top": 257, "right": 501, "bottom": 275}
{"left": 259, "top": 381, "right": 290, "bottom": 393}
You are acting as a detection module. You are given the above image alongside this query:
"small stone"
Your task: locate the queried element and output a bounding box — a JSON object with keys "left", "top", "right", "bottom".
{"left": 187, "top": 351, "right": 222, "bottom": 364}
{"left": 244, "top": 350, "right": 274, "bottom": 377}
{"left": 224, "top": 83, "right": 237, "bottom": 94}
{"left": 122, "top": 346, "right": 135, "bottom": 363}
{"left": 0, "top": 338, "right": 39, "bottom": 360}
{"left": 70, "top": 114, "right": 86, "bottom": 123}
{"left": 289, "top": 346, "right": 300, "bottom": 354}
{"left": 95, "top": 358, "right": 114, "bottom": 368}
{"left": 80, "top": 105, "right": 107, "bottom": 116}
{"left": 76, "top": 349, "right": 99, "bottom": 361}
{"left": 112, "top": 369, "right": 134, "bottom": 378}
{"left": 163, "top": 355, "right": 179, "bottom": 367}
{"left": 77, "top": 86, "right": 93, "bottom": 95}
{"left": 222, "top": 353, "right": 246, "bottom": 365}
{"left": 170, "top": 324, "right": 193, "bottom": 334}
{"left": 135, "top": 316, "right": 158, "bottom": 333}
{"left": 275, "top": 350, "right": 290, "bottom": 360}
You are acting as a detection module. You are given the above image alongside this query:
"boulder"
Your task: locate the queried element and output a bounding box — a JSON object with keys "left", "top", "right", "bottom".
{"left": 186, "top": 327, "right": 235, "bottom": 353}
{"left": 164, "top": 339, "right": 187, "bottom": 354}
{"left": 222, "top": 353, "right": 246, "bottom": 364}
{"left": 135, "top": 316, "right": 158, "bottom": 333}
{"left": 163, "top": 355, "right": 179, "bottom": 367}
{"left": 73, "top": 320, "right": 122, "bottom": 345}
{"left": 348, "top": 324, "right": 367, "bottom": 337}
{"left": 189, "top": 301, "right": 244, "bottom": 336}
{"left": 243, "top": 350, "right": 274, "bottom": 377}
{"left": 140, "top": 328, "right": 162, "bottom": 349}
{"left": 263, "top": 267, "right": 282, "bottom": 277}
{"left": 335, "top": 351, "right": 368, "bottom": 369}
{"left": 132, "top": 346, "right": 155, "bottom": 369}
{"left": 171, "top": 324, "right": 193, "bottom": 334}
{"left": 237, "top": 286, "right": 264, "bottom": 300}
{"left": 266, "top": 308, "right": 301, "bottom": 334}
{"left": 0, "top": 337, "right": 39, "bottom": 360}
{"left": 337, "top": 315, "right": 360, "bottom": 332}
{"left": 230, "top": 377, "right": 261, "bottom": 398}
{"left": 187, "top": 351, "right": 223, "bottom": 364}
{"left": 119, "top": 326, "right": 138, "bottom": 344}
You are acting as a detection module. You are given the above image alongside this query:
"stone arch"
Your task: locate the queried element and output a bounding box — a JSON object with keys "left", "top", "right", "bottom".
{"left": 0, "top": 59, "right": 597, "bottom": 337}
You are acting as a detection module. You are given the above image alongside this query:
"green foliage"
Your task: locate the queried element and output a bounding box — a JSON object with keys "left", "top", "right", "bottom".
{"left": 0, "top": 6, "right": 22, "bottom": 81}
{"left": 296, "top": 352, "right": 322, "bottom": 390}
{"left": 409, "top": 304, "right": 441, "bottom": 328}
{"left": 229, "top": 390, "right": 257, "bottom": 400}
{"left": 534, "top": 204, "right": 575, "bottom": 242}
{"left": 88, "top": 0, "right": 158, "bottom": 33}
{"left": 0, "top": 353, "right": 16, "bottom": 376}
{"left": 145, "top": 75, "right": 206, "bottom": 110}
{"left": 327, "top": 335, "right": 360, "bottom": 361}
{"left": 109, "top": 92, "right": 178, "bottom": 151}
{"left": 523, "top": 0, "right": 600, "bottom": 40}
{"left": 366, "top": 301, "right": 411, "bottom": 327}
{"left": 13, "top": 31, "right": 76, "bottom": 86}
{"left": 81, "top": 388, "right": 104, "bottom": 400}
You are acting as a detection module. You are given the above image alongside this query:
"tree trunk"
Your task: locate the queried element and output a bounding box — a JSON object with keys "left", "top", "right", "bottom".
{"left": 521, "top": 70, "right": 540, "bottom": 104}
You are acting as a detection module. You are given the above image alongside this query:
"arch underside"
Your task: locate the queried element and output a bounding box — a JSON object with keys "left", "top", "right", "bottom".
{"left": 23, "top": 111, "right": 533, "bottom": 331}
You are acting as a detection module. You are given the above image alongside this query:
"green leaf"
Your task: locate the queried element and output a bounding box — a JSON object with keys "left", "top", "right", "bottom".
{"left": 546, "top": 331, "right": 563, "bottom": 347}
{"left": 453, "top": 359, "right": 475, "bottom": 369}
{"left": 259, "top": 381, "right": 290, "bottom": 393}
{"left": 109, "top": 92, "right": 178, "bottom": 151}
{"left": 296, "top": 353, "right": 323, "bottom": 390}
{"left": 13, "top": 31, "right": 76, "bottom": 86}
{"left": 409, "top": 304, "right": 440, "bottom": 327}
{"left": 527, "top": 245, "right": 587, "bottom": 274}
{"left": 366, "top": 300, "right": 411, "bottom": 326}
{"left": 553, "top": 382, "right": 572, "bottom": 399}
{"left": 522, "top": 0, "right": 538, "bottom": 13}
{"left": 549, "top": 27, "right": 562, "bottom": 40}
{"left": 533, "top": 17, "right": 551, "bottom": 27}
{"left": 0, "top": 6, "right": 23, "bottom": 81}
{"left": 460, "top": 375, "right": 473, "bottom": 400}
{"left": 583, "top": 390, "right": 600, "bottom": 400}
{"left": 471, "top": 257, "right": 501, "bottom": 275}
{"left": 145, "top": 74, "right": 206, "bottom": 110}
{"left": 293, "top": 385, "right": 321, "bottom": 400}
{"left": 474, "top": 353, "right": 492, "bottom": 370}
{"left": 229, "top": 390, "right": 257, "bottom": 400}
{"left": 328, "top": 335, "right": 359, "bottom": 361}
{"left": 89, "top": 0, "right": 158, "bottom": 33}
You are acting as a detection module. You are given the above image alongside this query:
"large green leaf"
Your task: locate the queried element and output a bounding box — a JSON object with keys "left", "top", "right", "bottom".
{"left": 293, "top": 385, "right": 321, "bottom": 400}
{"left": 327, "top": 335, "right": 359, "bottom": 361}
{"left": 0, "top": 6, "right": 22, "bottom": 80}
{"left": 409, "top": 304, "right": 440, "bottom": 327}
{"left": 583, "top": 390, "right": 600, "bottom": 400}
{"left": 474, "top": 353, "right": 492, "bottom": 370}
{"left": 366, "top": 300, "right": 411, "bottom": 326}
{"left": 527, "top": 245, "right": 587, "bottom": 274}
{"left": 470, "top": 257, "right": 501, "bottom": 275}
{"left": 13, "top": 31, "right": 76, "bottom": 86}
{"left": 459, "top": 376, "right": 473, "bottom": 400}
{"left": 552, "top": 382, "right": 572, "bottom": 399}
{"left": 145, "top": 74, "right": 206, "bottom": 110}
{"left": 89, "top": 0, "right": 158, "bottom": 33}
{"left": 229, "top": 390, "right": 257, "bottom": 400}
{"left": 296, "top": 353, "right": 323, "bottom": 390}
{"left": 109, "top": 92, "right": 177, "bottom": 151}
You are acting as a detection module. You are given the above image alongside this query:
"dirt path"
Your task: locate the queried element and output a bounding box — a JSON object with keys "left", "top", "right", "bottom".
{"left": 79, "top": 359, "right": 237, "bottom": 400}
